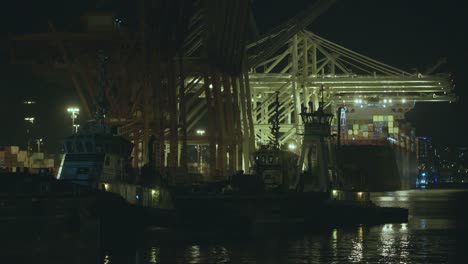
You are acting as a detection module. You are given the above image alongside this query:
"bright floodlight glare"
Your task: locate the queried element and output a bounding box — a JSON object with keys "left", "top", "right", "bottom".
{"left": 196, "top": 130, "right": 205, "bottom": 136}
{"left": 67, "top": 107, "right": 80, "bottom": 133}
{"left": 288, "top": 143, "right": 296, "bottom": 150}
{"left": 67, "top": 107, "right": 80, "bottom": 113}
{"left": 402, "top": 99, "right": 406, "bottom": 103}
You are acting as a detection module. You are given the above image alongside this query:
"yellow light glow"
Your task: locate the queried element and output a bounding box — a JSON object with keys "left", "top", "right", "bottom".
{"left": 67, "top": 107, "right": 80, "bottom": 113}
{"left": 332, "top": 190, "right": 338, "bottom": 198}
{"left": 104, "top": 183, "right": 109, "bottom": 191}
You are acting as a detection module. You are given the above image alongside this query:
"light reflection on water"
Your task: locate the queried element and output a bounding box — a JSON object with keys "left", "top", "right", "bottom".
{"left": 101, "top": 189, "right": 468, "bottom": 264}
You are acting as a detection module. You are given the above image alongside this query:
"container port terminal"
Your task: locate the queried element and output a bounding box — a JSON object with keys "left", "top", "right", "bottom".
{"left": 0, "top": 0, "right": 461, "bottom": 244}
{"left": 7, "top": 0, "right": 456, "bottom": 190}
{"left": 11, "top": 1, "right": 457, "bottom": 188}
{"left": 4, "top": 1, "right": 468, "bottom": 263}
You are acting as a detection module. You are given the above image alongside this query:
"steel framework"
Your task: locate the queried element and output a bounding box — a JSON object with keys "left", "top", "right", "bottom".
{"left": 246, "top": 31, "right": 456, "bottom": 145}
{"left": 10, "top": 0, "right": 456, "bottom": 182}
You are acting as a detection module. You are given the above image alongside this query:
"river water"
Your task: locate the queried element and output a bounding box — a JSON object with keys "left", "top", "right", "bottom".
{"left": 101, "top": 189, "right": 468, "bottom": 264}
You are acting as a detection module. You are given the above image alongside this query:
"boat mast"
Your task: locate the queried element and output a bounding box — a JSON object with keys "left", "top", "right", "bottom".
{"left": 95, "top": 50, "right": 109, "bottom": 123}
{"left": 269, "top": 92, "right": 281, "bottom": 150}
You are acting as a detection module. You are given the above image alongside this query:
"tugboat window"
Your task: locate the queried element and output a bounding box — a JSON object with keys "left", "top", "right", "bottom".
{"left": 96, "top": 144, "right": 103, "bottom": 153}
{"left": 268, "top": 156, "right": 274, "bottom": 164}
{"left": 85, "top": 141, "right": 94, "bottom": 152}
{"left": 76, "top": 141, "right": 84, "bottom": 153}
{"left": 261, "top": 155, "right": 266, "bottom": 164}
{"left": 66, "top": 142, "right": 74, "bottom": 153}
{"left": 77, "top": 167, "right": 89, "bottom": 174}
{"left": 105, "top": 156, "right": 110, "bottom": 166}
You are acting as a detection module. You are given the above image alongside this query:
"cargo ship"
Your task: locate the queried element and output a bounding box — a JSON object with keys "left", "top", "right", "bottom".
{"left": 334, "top": 106, "right": 419, "bottom": 191}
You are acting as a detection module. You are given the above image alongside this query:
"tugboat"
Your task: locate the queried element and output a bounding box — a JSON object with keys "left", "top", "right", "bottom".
{"left": 57, "top": 52, "right": 173, "bottom": 227}
{"left": 171, "top": 92, "right": 408, "bottom": 232}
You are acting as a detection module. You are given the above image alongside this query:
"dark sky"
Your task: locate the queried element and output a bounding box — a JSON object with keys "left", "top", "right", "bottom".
{"left": 1, "top": 0, "right": 467, "bottom": 152}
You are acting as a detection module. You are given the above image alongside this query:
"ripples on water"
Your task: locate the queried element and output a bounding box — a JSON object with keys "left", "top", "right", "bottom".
{"left": 4, "top": 189, "right": 468, "bottom": 263}
{"left": 97, "top": 189, "right": 468, "bottom": 264}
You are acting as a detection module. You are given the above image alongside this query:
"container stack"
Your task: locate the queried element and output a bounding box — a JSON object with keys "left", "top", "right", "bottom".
{"left": 336, "top": 115, "right": 416, "bottom": 153}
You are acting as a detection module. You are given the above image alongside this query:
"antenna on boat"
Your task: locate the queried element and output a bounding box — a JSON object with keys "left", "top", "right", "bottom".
{"left": 319, "top": 84, "right": 325, "bottom": 111}
{"left": 269, "top": 91, "right": 281, "bottom": 149}
{"left": 95, "top": 50, "right": 109, "bottom": 123}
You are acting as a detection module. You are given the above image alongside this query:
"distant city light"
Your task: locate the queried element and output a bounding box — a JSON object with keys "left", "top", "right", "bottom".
{"left": 196, "top": 129, "right": 205, "bottom": 136}
{"left": 389, "top": 99, "right": 392, "bottom": 103}
{"left": 383, "top": 99, "right": 388, "bottom": 103}
{"left": 24, "top": 101, "right": 35, "bottom": 104}
{"left": 402, "top": 98, "right": 406, "bottom": 103}
{"left": 288, "top": 143, "right": 296, "bottom": 150}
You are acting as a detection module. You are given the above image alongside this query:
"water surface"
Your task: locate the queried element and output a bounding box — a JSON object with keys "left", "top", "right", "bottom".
{"left": 104, "top": 189, "right": 468, "bottom": 263}
{"left": 4, "top": 189, "right": 468, "bottom": 263}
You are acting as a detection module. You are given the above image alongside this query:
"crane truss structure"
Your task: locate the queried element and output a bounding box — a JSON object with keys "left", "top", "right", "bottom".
{"left": 11, "top": 0, "right": 338, "bottom": 180}
{"left": 11, "top": 0, "right": 257, "bottom": 181}
{"left": 247, "top": 30, "right": 456, "bottom": 145}
{"left": 10, "top": 0, "right": 456, "bottom": 181}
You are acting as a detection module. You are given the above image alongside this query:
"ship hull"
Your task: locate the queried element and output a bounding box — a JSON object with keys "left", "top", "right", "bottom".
{"left": 339, "top": 144, "right": 418, "bottom": 191}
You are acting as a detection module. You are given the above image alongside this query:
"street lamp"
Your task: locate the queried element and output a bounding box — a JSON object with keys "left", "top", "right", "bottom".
{"left": 196, "top": 130, "right": 205, "bottom": 173}
{"left": 36, "top": 138, "right": 43, "bottom": 152}
{"left": 67, "top": 107, "right": 80, "bottom": 133}
{"left": 73, "top": 124, "right": 80, "bottom": 134}
{"left": 24, "top": 117, "right": 35, "bottom": 124}
{"left": 24, "top": 117, "right": 35, "bottom": 153}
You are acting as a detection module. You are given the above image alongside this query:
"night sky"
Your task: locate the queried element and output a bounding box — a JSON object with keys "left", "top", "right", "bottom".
{"left": 1, "top": 0, "right": 467, "bottom": 153}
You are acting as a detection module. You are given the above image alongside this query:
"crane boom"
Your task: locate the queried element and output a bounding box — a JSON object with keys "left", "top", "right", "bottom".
{"left": 247, "top": 0, "right": 336, "bottom": 68}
